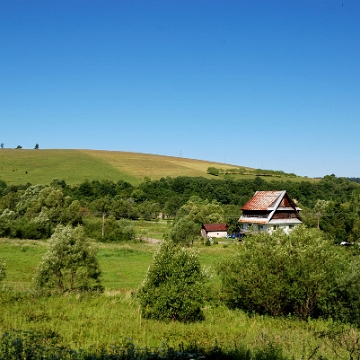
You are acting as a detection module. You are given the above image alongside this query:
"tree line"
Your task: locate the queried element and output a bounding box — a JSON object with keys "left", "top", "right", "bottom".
{"left": 0, "top": 174, "right": 360, "bottom": 242}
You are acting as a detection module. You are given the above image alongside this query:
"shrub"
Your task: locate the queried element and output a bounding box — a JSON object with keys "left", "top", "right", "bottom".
{"left": 218, "top": 225, "right": 351, "bottom": 320}
{"left": 33, "top": 225, "right": 102, "bottom": 292}
{"left": 207, "top": 167, "right": 220, "bottom": 176}
{"left": 0, "top": 329, "right": 289, "bottom": 360}
{"left": 138, "top": 240, "right": 208, "bottom": 322}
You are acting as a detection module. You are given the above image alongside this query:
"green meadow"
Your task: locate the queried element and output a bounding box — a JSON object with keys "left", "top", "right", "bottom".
{"left": 0, "top": 236, "right": 358, "bottom": 359}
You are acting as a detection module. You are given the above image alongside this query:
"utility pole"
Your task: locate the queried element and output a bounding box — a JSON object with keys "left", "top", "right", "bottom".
{"left": 102, "top": 212, "right": 106, "bottom": 238}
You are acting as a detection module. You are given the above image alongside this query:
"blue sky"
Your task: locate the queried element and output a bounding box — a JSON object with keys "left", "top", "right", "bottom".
{"left": 1, "top": 0, "right": 359, "bottom": 178}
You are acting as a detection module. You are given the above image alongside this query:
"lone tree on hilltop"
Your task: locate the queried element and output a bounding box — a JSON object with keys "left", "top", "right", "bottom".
{"left": 138, "top": 240, "right": 208, "bottom": 323}
{"left": 34, "top": 225, "right": 102, "bottom": 292}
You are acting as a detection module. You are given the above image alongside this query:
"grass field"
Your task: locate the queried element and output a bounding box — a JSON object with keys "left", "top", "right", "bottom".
{"left": 0, "top": 237, "right": 357, "bottom": 359}
{"left": 0, "top": 148, "right": 315, "bottom": 186}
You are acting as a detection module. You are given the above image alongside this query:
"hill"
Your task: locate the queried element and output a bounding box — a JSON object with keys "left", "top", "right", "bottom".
{"left": 0, "top": 148, "right": 310, "bottom": 186}
{"left": 0, "top": 149, "right": 246, "bottom": 185}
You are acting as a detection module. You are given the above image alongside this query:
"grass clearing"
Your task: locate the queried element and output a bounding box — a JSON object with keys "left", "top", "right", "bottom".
{"left": 133, "top": 219, "right": 169, "bottom": 240}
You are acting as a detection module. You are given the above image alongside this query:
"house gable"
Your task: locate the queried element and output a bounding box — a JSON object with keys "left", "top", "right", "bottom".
{"left": 239, "top": 191, "right": 301, "bottom": 233}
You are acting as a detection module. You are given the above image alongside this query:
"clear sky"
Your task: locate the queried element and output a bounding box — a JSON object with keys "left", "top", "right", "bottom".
{"left": 1, "top": 0, "right": 359, "bottom": 178}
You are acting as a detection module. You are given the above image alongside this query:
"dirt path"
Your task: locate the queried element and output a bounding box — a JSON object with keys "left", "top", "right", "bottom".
{"left": 141, "top": 237, "right": 161, "bottom": 244}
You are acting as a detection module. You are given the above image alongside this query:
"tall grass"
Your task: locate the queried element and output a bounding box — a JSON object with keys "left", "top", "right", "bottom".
{"left": 0, "top": 238, "right": 358, "bottom": 359}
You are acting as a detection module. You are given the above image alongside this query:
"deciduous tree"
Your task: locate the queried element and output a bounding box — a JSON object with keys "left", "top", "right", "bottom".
{"left": 169, "top": 197, "right": 225, "bottom": 245}
{"left": 34, "top": 225, "right": 102, "bottom": 292}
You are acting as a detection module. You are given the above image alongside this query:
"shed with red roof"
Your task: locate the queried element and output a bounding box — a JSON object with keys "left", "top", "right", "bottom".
{"left": 201, "top": 223, "right": 228, "bottom": 238}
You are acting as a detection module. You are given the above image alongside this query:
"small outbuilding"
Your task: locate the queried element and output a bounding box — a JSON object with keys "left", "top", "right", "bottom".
{"left": 201, "top": 223, "right": 228, "bottom": 238}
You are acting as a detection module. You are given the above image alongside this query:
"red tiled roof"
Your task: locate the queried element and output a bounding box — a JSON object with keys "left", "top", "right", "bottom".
{"left": 202, "top": 223, "right": 227, "bottom": 231}
{"left": 241, "top": 191, "right": 284, "bottom": 211}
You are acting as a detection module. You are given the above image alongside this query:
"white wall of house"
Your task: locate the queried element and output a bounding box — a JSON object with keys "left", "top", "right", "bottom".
{"left": 204, "top": 230, "right": 228, "bottom": 238}
{"left": 240, "top": 223, "right": 268, "bottom": 232}
{"left": 268, "top": 224, "right": 297, "bottom": 235}
{"left": 240, "top": 223, "right": 297, "bottom": 235}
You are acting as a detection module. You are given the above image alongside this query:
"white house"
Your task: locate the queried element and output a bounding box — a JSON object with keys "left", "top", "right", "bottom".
{"left": 238, "top": 190, "right": 302, "bottom": 234}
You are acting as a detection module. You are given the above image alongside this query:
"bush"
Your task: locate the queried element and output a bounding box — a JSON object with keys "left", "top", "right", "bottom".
{"left": 33, "top": 225, "right": 102, "bottom": 292}
{"left": 138, "top": 240, "right": 208, "bottom": 322}
{"left": 0, "top": 217, "right": 51, "bottom": 239}
{"left": 207, "top": 167, "right": 220, "bottom": 176}
{"left": 334, "top": 257, "right": 360, "bottom": 326}
{"left": 83, "top": 217, "right": 135, "bottom": 242}
{"left": 0, "top": 329, "right": 289, "bottom": 360}
{"left": 218, "top": 226, "right": 353, "bottom": 320}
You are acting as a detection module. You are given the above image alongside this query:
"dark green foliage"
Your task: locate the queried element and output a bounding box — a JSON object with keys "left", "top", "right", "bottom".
{"left": 0, "top": 329, "right": 288, "bottom": 360}
{"left": 219, "top": 226, "right": 360, "bottom": 321}
{"left": 83, "top": 217, "right": 135, "bottom": 242}
{"left": 0, "top": 217, "right": 51, "bottom": 239}
{"left": 73, "top": 179, "right": 134, "bottom": 201}
{"left": 319, "top": 201, "right": 356, "bottom": 243}
{"left": 207, "top": 167, "right": 220, "bottom": 176}
{"left": 334, "top": 257, "right": 360, "bottom": 327}
{"left": 0, "top": 180, "right": 6, "bottom": 197}
{"left": 137, "top": 200, "right": 161, "bottom": 220}
{"left": 111, "top": 198, "right": 139, "bottom": 219}
{"left": 138, "top": 240, "right": 207, "bottom": 323}
{"left": 0, "top": 329, "right": 63, "bottom": 360}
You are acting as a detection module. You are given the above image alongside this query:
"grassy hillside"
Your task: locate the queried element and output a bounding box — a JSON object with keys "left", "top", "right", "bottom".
{"left": 0, "top": 148, "right": 312, "bottom": 186}
{"left": 0, "top": 149, "right": 247, "bottom": 185}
